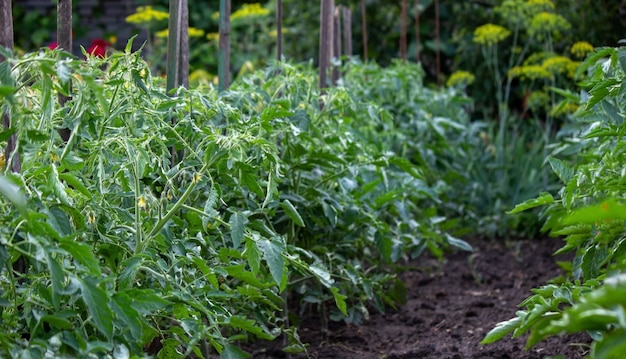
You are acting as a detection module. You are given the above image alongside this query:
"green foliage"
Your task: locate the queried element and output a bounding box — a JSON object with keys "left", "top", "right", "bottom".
{"left": 483, "top": 46, "right": 626, "bottom": 357}
{"left": 0, "top": 45, "right": 472, "bottom": 355}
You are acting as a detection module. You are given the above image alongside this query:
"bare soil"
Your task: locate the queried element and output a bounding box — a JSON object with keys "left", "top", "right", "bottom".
{"left": 248, "top": 238, "right": 591, "bottom": 359}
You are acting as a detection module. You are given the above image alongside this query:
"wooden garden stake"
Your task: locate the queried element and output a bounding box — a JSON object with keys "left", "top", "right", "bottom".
{"left": 331, "top": 6, "right": 341, "bottom": 85}
{"left": 361, "top": 0, "right": 367, "bottom": 61}
{"left": 218, "top": 0, "right": 231, "bottom": 92}
{"left": 277, "top": 0, "right": 283, "bottom": 61}
{"left": 57, "top": 0, "right": 72, "bottom": 142}
{"left": 415, "top": 0, "right": 420, "bottom": 62}
{"left": 166, "top": 0, "right": 182, "bottom": 92}
{"left": 342, "top": 7, "right": 352, "bottom": 57}
{"left": 178, "top": 0, "right": 189, "bottom": 89}
{"left": 319, "top": 0, "right": 334, "bottom": 91}
{"left": 435, "top": 0, "right": 440, "bottom": 86}
{"left": 400, "top": 0, "right": 407, "bottom": 61}
{"left": 0, "top": 0, "right": 20, "bottom": 173}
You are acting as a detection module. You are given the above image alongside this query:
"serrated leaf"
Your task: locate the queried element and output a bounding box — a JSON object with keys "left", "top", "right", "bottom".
{"left": 118, "top": 256, "right": 144, "bottom": 290}
{"left": 59, "top": 238, "right": 101, "bottom": 275}
{"left": 244, "top": 237, "right": 261, "bottom": 276}
{"left": 111, "top": 292, "right": 143, "bottom": 342}
{"left": 257, "top": 237, "right": 286, "bottom": 290}
{"left": 202, "top": 187, "right": 219, "bottom": 230}
{"left": 0, "top": 176, "right": 27, "bottom": 216}
{"left": 581, "top": 245, "right": 604, "bottom": 280}
{"left": 59, "top": 173, "right": 91, "bottom": 199}
{"left": 49, "top": 164, "right": 71, "bottom": 206}
{"left": 46, "top": 206, "right": 72, "bottom": 237}
{"left": 281, "top": 199, "right": 305, "bottom": 227}
{"left": 229, "top": 211, "right": 248, "bottom": 249}
{"left": 481, "top": 316, "right": 522, "bottom": 344}
{"left": 120, "top": 289, "right": 170, "bottom": 314}
{"left": 507, "top": 192, "right": 554, "bottom": 214}
{"left": 79, "top": 277, "right": 114, "bottom": 340}
{"left": 548, "top": 157, "right": 574, "bottom": 184}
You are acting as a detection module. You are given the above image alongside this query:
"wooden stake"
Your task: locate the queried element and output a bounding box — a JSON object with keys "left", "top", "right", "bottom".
{"left": 332, "top": 6, "right": 341, "bottom": 85}
{"left": 342, "top": 7, "right": 352, "bottom": 57}
{"left": 435, "top": 0, "right": 440, "bottom": 86}
{"left": 276, "top": 0, "right": 283, "bottom": 61}
{"left": 319, "top": 0, "right": 334, "bottom": 90}
{"left": 400, "top": 0, "right": 407, "bottom": 61}
{"left": 415, "top": 0, "right": 420, "bottom": 62}
{"left": 218, "top": 0, "right": 231, "bottom": 92}
{"left": 57, "top": 0, "right": 72, "bottom": 142}
{"left": 0, "top": 0, "right": 20, "bottom": 173}
{"left": 179, "top": 0, "right": 189, "bottom": 89}
{"left": 361, "top": 0, "right": 367, "bottom": 61}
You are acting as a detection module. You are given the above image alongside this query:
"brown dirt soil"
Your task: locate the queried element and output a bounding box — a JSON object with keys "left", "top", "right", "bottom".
{"left": 248, "top": 238, "right": 591, "bottom": 359}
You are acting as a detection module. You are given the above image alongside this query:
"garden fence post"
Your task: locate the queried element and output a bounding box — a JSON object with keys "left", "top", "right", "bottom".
{"left": 361, "top": 0, "right": 367, "bottom": 61}
{"left": 0, "top": 0, "right": 20, "bottom": 173}
{"left": 415, "top": 0, "right": 420, "bottom": 62}
{"left": 218, "top": 0, "right": 231, "bottom": 92}
{"left": 166, "top": 0, "right": 182, "bottom": 92}
{"left": 319, "top": 0, "right": 334, "bottom": 91}
{"left": 332, "top": 5, "right": 341, "bottom": 85}
{"left": 178, "top": 0, "right": 189, "bottom": 89}
{"left": 57, "top": 0, "right": 72, "bottom": 142}
{"left": 435, "top": 0, "right": 440, "bottom": 86}
{"left": 276, "top": 0, "right": 283, "bottom": 61}
{"left": 342, "top": 7, "right": 352, "bottom": 58}
{"left": 400, "top": 0, "right": 407, "bottom": 61}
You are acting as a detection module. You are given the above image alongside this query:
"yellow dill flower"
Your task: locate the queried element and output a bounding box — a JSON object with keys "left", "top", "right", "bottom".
{"left": 473, "top": 24, "right": 511, "bottom": 46}
{"left": 523, "top": 52, "right": 549, "bottom": 65}
{"left": 156, "top": 27, "right": 206, "bottom": 39}
{"left": 231, "top": 3, "right": 270, "bottom": 22}
{"left": 206, "top": 32, "right": 220, "bottom": 41}
{"left": 508, "top": 65, "right": 552, "bottom": 81}
{"left": 526, "top": 0, "right": 555, "bottom": 12}
{"left": 126, "top": 6, "right": 169, "bottom": 25}
{"left": 446, "top": 71, "right": 475, "bottom": 88}
{"left": 542, "top": 56, "right": 573, "bottom": 74}
{"left": 570, "top": 41, "right": 594, "bottom": 58}
{"left": 528, "top": 12, "right": 571, "bottom": 41}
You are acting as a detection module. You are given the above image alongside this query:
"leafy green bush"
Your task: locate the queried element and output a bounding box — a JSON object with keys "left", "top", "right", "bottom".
{"left": 482, "top": 46, "right": 626, "bottom": 358}
{"left": 0, "top": 44, "right": 472, "bottom": 356}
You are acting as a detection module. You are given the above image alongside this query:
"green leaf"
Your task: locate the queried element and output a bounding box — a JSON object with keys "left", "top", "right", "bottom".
{"left": 45, "top": 250, "right": 65, "bottom": 309}
{"left": 220, "top": 345, "right": 250, "bottom": 359}
{"left": 562, "top": 199, "right": 626, "bottom": 225}
{"left": 118, "top": 256, "right": 144, "bottom": 290}
{"left": 46, "top": 206, "right": 72, "bottom": 237}
{"left": 0, "top": 176, "right": 27, "bottom": 216}
{"left": 507, "top": 192, "right": 554, "bottom": 214}
{"left": 120, "top": 289, "right": 170, "bottom": 314}
{"left": 229, "top": 211, "right": 248, "bottom": 249}
{"left": 49, "top": 164, "right": 71, "bottom": 206}
{"left": 547, "top": 157, "right": 574, "bottom": 184}
{"left": 0, "top": 85, "right": 16, "bottom": 97}
{"left": 131, "top": 69, "right": 149, "bottom": 95}
{"left": 59, "top": 238, "right": 101, "bottom": 275}
{"left": 79, "top": 277, "right": 114, "bottom": 340}
{"left": 257, "top": 237, "right": 286, "bottom": 290}
{"left": 481, "top": 316, "right": 522, "bottom": 344}
{"left": 280, "top": 199, "right": 305, "bottom": 227}
{"left": 445, "top": 234, "right": 473, "bottom": 252}
{"left": 111, "top": 292, "right": 143, "bottom": 342}
{"left": 244, "top": 237, "right": 261, "bottom": 276}
{"left": 581, "top": 245, "right": 604, "bottom": 280}
{"left": 59, "top": 173, "right": 91, "bottom": 199}
{"left": 330, "top": 287, "right": 348, "bottom": 316}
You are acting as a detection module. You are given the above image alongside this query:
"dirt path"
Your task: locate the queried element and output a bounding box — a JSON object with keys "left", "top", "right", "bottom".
{"left": 250, "top": 238, "right": 590, "bottom": 359}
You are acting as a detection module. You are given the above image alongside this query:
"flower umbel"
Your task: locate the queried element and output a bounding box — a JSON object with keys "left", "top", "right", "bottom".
{"left": 473, "top": 24, "right": 511, "bottom": 46}
{"left": 570, "top": 41, "right": 594, "bottom": 59}
{"left": 231, "top": 3, "right": 270, "bottom": 22}
{"left": 446, "top": 71, "right": 476, "bottom": 88}
{"left": 126, "top": 6, "right": 169, "bottom": 25}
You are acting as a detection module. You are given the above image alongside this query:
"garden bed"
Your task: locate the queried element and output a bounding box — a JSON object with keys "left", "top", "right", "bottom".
{"left": 250, "top": 237, "right": 590, "bottom": 359}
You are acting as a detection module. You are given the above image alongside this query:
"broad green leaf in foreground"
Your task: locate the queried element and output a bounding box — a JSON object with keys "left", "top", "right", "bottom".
{"left": 562, "top": 198, "right": 626, "bottom": 225}
{"left": 481, "top": 316, "right": 523, "bottom": 344}
{"left": 79, "top": 277, "right": 114, "bottom": 340}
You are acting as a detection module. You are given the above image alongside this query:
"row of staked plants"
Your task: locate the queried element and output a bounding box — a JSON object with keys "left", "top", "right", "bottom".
{"left": 0, "top": 40, "right": 480, "bottom": 357}
{"left": 482, "top": 46, "right": 626, "bottom": 358}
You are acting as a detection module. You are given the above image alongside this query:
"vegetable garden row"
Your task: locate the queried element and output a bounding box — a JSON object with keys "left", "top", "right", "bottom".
{"left": 1, "top": 1, "right": 626, "bottom": 359}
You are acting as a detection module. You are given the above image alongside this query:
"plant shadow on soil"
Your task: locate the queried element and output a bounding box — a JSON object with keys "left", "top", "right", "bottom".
{"left": 246, "top": 238, "right": 590, "bottom": 359}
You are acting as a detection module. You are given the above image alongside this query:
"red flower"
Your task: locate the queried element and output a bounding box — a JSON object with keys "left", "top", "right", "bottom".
{"left": 48, "top": 41, "right": 58, "bottom": 50}
{"left": 86, "top": 39, "right": 110, "bottom": 58}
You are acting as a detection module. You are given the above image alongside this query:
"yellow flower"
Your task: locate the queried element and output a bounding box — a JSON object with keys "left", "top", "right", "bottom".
{"left": 206, "top": 32, "right": 220, "bottom": 41}
{"left": 156, "top": 27, "right": 205, "bottom": 39}
{"left": 570, "top": 41, "right": 594, "bottom": 59}
{"left": 0, "top": 152, "right": 4, "bottom": 169}
{"left": 542, "top": 56, "right": 573, "bottom": 75}
{"left": 508, "top": 65, "right": 552, "bottom": 81}
{"left": 528, "top": 12, "right": 571, "bottom": 40}
{"left": 108, "top": 35, "right": 117, "bottom": 45}
{"left": 231, "top": 3, "right": 270, "bottom": 22}
{"left": 446, "top": 71, "right": 475, "bottom": 88}
{"left": 126, "top": 6, "right": 169, "bottom": 25}
{"left": 192, "top": 173, "right": 202, "bottom": 184}
{"left": 87, "top": 213, "right": 97, "bottom": 225}
{"left": 473, "top": 24, "right": 511, "bottom": 46}
{"left": 138, "top": 196, "right": 147, "bottom": 210}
